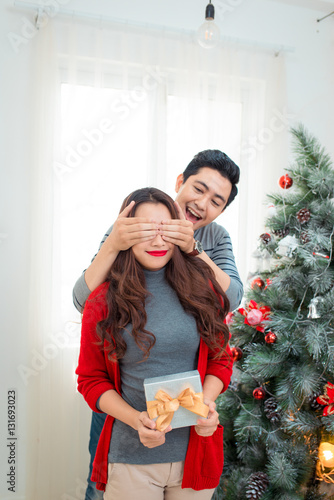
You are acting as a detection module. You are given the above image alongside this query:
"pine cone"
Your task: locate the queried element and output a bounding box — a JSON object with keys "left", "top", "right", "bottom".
{"left": 260, "top": 232, "right": 271, "bottom": 244}
{"left": 273, "top": 226, "right": 290, "bottom": 238}
{"left": 308, "top": 392, "right": 322, "bottom": 411}
{"left": 300, "top": 231, "right": 309, "bottom": 244}
{"left": 296, "top": 208, "right": 311, "bottom": 224}
{"left": 264, "top": 397, "right": 281, "bottom": 423}
{"left": 245, "top": 472, "right": 269, "bottom": 499}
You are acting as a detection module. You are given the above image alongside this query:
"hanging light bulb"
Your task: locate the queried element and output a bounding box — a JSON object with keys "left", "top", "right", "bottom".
{"left": 197, "top": 1, "right": 220, "bottom": 49}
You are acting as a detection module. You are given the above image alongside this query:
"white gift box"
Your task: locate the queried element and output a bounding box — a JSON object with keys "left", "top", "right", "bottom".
{"left": 143, "top": 370, "right": 208, "bottom": 429}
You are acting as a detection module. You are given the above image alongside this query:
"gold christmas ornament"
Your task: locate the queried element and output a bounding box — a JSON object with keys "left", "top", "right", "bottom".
{"left": 317, "top": 441, "right": 334, "bottom": 484}
{"left": 319, "top": 442, "right": 334, "bottom": 469}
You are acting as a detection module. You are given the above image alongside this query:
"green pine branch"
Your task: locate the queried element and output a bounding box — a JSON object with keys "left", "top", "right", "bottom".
{"left": 219, "top": 124, "right": 334, "bottom": 499}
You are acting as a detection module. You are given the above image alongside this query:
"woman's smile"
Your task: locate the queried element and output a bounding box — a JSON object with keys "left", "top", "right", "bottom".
{"left": 146, "top": 250, "right": 168, "bottom": 257}
{"left": 131, "top": 202, "right": 175, "bottom": 271}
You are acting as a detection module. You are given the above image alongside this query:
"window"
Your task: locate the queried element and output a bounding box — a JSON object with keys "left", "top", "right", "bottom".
{"left": 56, "top": 83, "right": 242, "bottom": 324}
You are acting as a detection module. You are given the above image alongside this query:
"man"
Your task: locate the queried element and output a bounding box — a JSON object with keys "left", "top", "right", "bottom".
{"left": 73, "top": 149, "right": 243, "bottom": 500}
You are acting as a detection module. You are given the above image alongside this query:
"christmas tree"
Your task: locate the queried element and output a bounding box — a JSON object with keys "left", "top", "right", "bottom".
{"left": 215, "top": 125, "right": 334, "bottom": 500}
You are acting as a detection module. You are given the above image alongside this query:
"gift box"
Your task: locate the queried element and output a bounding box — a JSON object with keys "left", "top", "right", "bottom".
{"left": 144, "top": 370, "right": 209, "bottom": 431}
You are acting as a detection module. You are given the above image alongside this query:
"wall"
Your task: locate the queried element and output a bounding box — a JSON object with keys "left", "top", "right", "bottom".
{"left": 9, "top": 0, "right": 332, "bottom": 183}
{"left": 0, "top": 4, "right": 36, "bottom": 499}
{"left": 54, "top": 0, "right": 333, "bottom": 160}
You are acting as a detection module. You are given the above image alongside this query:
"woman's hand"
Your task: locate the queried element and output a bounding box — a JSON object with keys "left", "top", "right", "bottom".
{"left": 194, "top": 401, "right": 219, "bottom": 437}
{"left": 137, "top": 411, "right": 172, "bottom": 448}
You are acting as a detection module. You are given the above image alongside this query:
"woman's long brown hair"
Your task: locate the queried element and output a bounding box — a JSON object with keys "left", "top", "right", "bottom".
{"left": 95, "top": 187, "right": 230, "bottom": 360}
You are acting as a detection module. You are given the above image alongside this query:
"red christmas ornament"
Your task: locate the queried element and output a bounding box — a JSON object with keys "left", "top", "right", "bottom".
{"left": 225, "top": 312, "right": 234, "bottom": 325}
{"left": 265, "top": 278, "right": 273, "bottom": 289}
{"left": 279, "top": 174, "right": 293, "bottom": 189}
{"left": 231, "top": 346, "right": 243, "bottom": 362}
{"left": 238, "top": 300, "right": 271, "bottom": 333}
{"left": 251, "top": 277, "right": 265, "bottom": 289}
{"left": 316, "top": 382, "right": 334, "bottom": 416}
{"left": 253, "top": 387, "right": 266, "bottom": 400}
{"left": 265, "top": 331, "right": 277, "bottom": 344}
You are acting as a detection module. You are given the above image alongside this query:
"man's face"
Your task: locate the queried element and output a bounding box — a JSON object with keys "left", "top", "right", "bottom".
{"left": 175, "top": 167, "right": 232, "bottom": 230}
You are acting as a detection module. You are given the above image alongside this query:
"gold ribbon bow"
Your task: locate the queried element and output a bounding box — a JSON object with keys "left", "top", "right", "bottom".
{"left": 146, "top": 387, "right": 209, "bottom": 431}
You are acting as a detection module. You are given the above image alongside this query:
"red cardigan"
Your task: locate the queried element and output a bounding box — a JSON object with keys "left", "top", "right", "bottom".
{"left": 76, "top": 283, "right": 233, "bottom": 492}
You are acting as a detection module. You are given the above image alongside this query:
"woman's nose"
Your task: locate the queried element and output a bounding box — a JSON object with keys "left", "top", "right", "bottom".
{"left": 152, "top": 233, "right": 164, "bottom": 246}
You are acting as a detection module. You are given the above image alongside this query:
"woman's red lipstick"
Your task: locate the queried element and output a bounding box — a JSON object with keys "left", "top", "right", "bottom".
{"left": 146, "top": 251, "right": 167, "bottom": 257}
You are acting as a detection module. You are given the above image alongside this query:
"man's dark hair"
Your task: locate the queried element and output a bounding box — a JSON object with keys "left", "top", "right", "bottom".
{"left": 182, "top": 149, "right": 240, "bottom": 208}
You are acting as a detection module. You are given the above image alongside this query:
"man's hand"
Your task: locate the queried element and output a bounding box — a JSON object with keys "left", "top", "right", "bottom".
{"left": 105, "top": 201, "right": 159, "bottom": 253}
{"left": 137, "top": 411, "right": 172, "bottom": 448}
{"left": 194, "top": 401, "right": 219, "bottom": 437}
{"left": 160, "top": 201, "right": 194, "bottom": 254}
{"left": 84, "top": 201, "right": 161, "bottom": 292}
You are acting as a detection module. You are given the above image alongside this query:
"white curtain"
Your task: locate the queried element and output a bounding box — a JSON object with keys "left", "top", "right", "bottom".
{"left": 22, "top": 14, "right": 288, "bottom": 500}
{"left": 23, "top": 21, "right": 88, "bottom": 500}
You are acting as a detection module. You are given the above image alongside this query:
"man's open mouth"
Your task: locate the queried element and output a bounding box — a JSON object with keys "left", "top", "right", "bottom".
{"left": 186, "top": 207, "right": 202, "bottom": 224}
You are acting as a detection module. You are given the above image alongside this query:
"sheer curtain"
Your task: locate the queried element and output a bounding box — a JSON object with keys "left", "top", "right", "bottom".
{"left": 25, "top": 15, "right": 288, "bottom": 499}
{"left": 24, "top": 21, "right": 89, "bottom": 500}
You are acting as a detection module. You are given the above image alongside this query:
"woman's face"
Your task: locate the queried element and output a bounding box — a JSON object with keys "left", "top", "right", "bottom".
{"left": 131, "top": 202, "right": 175, "bottom": 271}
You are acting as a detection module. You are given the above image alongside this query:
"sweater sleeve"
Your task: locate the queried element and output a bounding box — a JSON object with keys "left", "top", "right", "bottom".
{"left": 211, "top": 230, "right": 243, "bottom": 311}
{"left": 75, "top": 284, "right": 116, "bottom": 411}
{"left": 72, "top": 225, "right": 114, "bottom": 312}
{"left": 195, "top": 223, "right": 243, "bottom": 311}
{"left": 206, "top": 341, "right": 233, "bottom": 393}
{"left": 205, "top": 283, "right": 234, "bottom": 392}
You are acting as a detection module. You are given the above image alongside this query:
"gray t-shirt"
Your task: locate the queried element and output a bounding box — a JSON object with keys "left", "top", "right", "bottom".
{"left": 73, "top": 222, "right": 243, "bottom": 312}
{"left": 107, "top": 268, "right": 200, "bottom": 464}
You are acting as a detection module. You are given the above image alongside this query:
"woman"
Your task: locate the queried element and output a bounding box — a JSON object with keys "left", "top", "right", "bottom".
{"left": 76, "top": 187, "right": 233, "bottom": 500}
